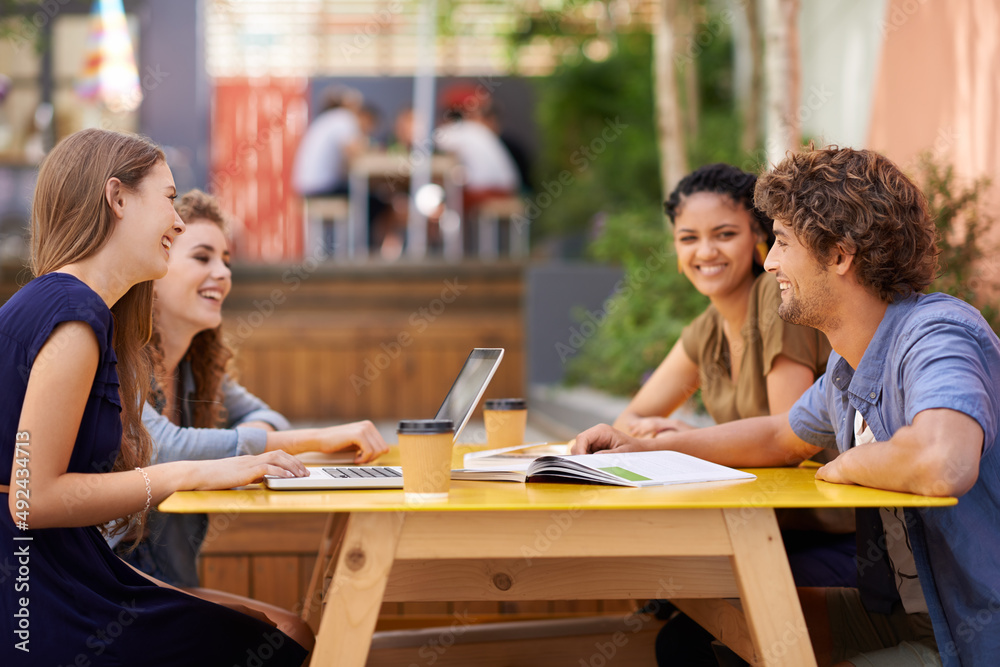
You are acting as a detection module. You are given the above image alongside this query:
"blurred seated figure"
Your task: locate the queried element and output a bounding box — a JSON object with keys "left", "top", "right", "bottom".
{"left": 388, "top": 107, "right": 415, "bottom": 154}
{"left": 434, "top": 84, "right": 519, "bottom": 207}
{"left": 292, "top": 85, "right": 365, "bottom": 198}
{"left": 434, "top": 84, "right": 520, "bottom": 252}
{"left": 483, "top": 103, "right": 532, "bottom": 195}
{"left": 293, "top": 86, "right": 392, "bottom": 257}
{"left": 361, "top": 106, "right": 420, "bottom": 260}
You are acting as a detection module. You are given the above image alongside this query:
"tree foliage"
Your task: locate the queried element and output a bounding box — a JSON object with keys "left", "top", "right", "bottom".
{"left": 532, "top": 4, "right": 747, "bottom": 395}
{"left": 562, "top": 209, "right": 708, "bottom": 395}
{"left": 530, "top": 31, "right": 662, "bottom": 240}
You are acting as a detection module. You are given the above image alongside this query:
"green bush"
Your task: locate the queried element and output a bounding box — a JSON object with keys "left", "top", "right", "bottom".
{"left": 530, "top": 32, "right": 661, "bottom": 241}
{"left": 553, "top": 8, "right": 744, "bottom": 396}
{"left": 563, "top": 209, "right": 708, "bottom": 396}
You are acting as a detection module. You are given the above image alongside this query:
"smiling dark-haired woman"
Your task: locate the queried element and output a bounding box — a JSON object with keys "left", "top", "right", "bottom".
{"left": 600, "top": 163, "right": 855, "bottom": 666}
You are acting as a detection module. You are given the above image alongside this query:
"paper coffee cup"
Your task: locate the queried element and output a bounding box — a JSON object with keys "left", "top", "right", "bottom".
{"left": 484, "top": 398, "right": 527, "bottom": 449}
{"left": 397, "top": 419, "right": 454, "bottom": 502}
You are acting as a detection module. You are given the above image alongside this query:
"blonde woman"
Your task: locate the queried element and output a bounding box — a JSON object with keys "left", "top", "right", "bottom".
{"left": 0, "top": 129, "right": 309, "bottom": 665}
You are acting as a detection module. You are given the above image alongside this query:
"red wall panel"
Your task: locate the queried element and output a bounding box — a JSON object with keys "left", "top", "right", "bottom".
{"left": 211, "top": 78, "right": 310, "bottom": 261}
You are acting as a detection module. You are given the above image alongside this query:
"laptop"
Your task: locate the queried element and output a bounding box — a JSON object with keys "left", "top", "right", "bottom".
{"left": 264, "top": 348, "right": 504, "bottom": 490}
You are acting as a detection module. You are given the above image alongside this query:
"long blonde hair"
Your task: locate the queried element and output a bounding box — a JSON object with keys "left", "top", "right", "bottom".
{"left": 31, "top": 128, "right": 163, "bottom": 536}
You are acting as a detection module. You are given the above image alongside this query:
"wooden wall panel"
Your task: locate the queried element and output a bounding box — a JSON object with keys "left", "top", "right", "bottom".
{"left": 252, "top": 556, "right": 303, "bottom": 611}
{"left": 220, "top": 265, "right": 526, "bottom": 422}
{"left": 202, "top": 555, "right": 251, "bottom": 597}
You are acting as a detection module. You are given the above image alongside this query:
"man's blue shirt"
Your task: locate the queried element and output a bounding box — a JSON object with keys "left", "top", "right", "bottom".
{"left": 789, "top": 292, "right": 1000, "bottom": 667}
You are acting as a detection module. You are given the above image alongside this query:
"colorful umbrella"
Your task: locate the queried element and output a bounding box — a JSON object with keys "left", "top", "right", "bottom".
{"left": 76, "top": 0, "right": 142, "bottom": 113}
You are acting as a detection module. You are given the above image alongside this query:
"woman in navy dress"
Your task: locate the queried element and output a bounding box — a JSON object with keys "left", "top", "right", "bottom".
{"left": 0, "top": 128, "right": 310, "bottom": 666}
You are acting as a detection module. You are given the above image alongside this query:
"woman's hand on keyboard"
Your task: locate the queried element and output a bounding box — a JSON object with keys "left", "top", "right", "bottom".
{"left": 263, "top": 421, "right": 391, "bottom": 464}
{"left": 182, "top": 450, "right": 310, "bottom": 489}
{"left": 312, "top": 421, "right": 391, "bottom": 463}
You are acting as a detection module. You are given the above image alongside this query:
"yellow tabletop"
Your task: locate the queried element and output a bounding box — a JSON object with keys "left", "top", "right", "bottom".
{"left": 159, "top": 464, "right": 956, "bottom": 515}
{"left": 163, "top": 445, "right": 955, "bottom": 667}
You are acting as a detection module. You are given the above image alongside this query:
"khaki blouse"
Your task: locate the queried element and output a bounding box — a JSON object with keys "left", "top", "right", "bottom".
{"left": 681, "top": 272, "right": 831, "bottom": 424}
{"left": 680, "top": 278, "right": 850, "bottom": 534}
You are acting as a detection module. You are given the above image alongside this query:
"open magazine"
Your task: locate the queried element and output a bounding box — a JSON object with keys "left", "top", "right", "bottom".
{"left": 462, "top": 442, "right": 570, "bottom": 471}
{"left": 452, "top": 447, "right": 756, "bottom": 487}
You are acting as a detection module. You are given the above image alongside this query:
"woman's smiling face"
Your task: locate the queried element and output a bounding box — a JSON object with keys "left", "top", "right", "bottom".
{"left": 673, "top": 191, "right": 763, "bottom": 300}
{"left": 153, "top": 219, "right": 232, "bottom": 335}
{"left": 112, "top": 160, "right": 186, "bottom": 282}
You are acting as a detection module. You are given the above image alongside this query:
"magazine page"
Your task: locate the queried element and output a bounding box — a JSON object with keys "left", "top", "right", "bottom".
{"left": 527, "top": 450, "right": 756, "bottom": 487}
{"left": 462, "top": 442, "right": 570, "bottom": 471}
{"left": 450, "top": 468, "right": 527, "bottom": 482}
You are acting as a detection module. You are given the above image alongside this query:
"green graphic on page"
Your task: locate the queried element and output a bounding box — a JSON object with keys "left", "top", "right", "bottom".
{"left": 599, "top": 467, "right": 651, "bottom": 482}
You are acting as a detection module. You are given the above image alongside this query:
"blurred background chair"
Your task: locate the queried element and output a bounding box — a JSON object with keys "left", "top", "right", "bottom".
{"left": 476, "top": 196, "right": 527, "bottom": 260}
{"left": 302, "top": 195, "right": 350, "bottom": 259}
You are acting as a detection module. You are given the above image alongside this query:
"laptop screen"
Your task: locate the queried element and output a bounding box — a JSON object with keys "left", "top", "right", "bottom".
{"left": 434, "top": 348, "right": 504, "bottom": 441}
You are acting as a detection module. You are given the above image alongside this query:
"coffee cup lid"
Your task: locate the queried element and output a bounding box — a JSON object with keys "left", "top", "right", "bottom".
{"left": 484, "top": 398, "right": 526, "bottom": 410}
{"left": 397, "top": 419, "right": 454, "bottom": 434}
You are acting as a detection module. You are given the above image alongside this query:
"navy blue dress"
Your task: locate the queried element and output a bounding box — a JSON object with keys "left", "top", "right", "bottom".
{"left": 0, "top": 273, "right": 307, "bottom": 666}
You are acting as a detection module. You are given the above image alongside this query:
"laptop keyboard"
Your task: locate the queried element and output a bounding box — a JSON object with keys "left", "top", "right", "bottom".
{"left": 322, "top": 466, "right": 402, "bottom": 479}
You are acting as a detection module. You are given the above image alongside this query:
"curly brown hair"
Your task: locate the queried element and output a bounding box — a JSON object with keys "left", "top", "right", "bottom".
{"left": 174, "top": 188, "right": 232, "bottom": 236}
{"left": 754, "top": 147, "right": 939, "bottom": 302}
{"left": 150, "top": 190, "right": 234, "bottom": 429}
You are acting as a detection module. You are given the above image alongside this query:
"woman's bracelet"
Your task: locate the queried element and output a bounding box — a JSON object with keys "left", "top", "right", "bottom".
{"left": 135, "top": 467, "right": 152, "bottom": 513}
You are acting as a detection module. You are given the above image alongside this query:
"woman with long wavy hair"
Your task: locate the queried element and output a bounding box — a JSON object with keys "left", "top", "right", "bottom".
{"left": 116, "top": 188, "right": 388, "bottom": 590}
{"left": 0, "top": 128, "right": 309, "bottom": 666}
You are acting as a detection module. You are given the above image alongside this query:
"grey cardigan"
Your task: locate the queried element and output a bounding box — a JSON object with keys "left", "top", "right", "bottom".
{"left": 109, "top": 361, "right": 290, "bottom": 587}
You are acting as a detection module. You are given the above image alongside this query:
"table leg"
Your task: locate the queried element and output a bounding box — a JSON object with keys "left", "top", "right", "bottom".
{"left": 443, "top": 169, "right": 462, "bottom": 233}
{"left": 302, "top": 199, "right": 318, "bottom": 258}
{"left": 478, "top": 212, "right": 498, "bottom": 259}
{"left": 674, "top": 598, "right": 755, "bottom": 663}
{"left": 723, "top": 507, "right": 816, "bottom": 667}
{"left": 348, "top": 169, "right": 368, "bottom": 258}
{"left": 311, "top": 512, "right": 405, "bottom": 666}
{"left": 301, "top": 513, "right": 350, "bottom": 625}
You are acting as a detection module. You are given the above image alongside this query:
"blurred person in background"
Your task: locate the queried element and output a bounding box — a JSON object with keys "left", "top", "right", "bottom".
{"left": 292, "top": 84, "right": 366, "bottom": 198}
{"left": 434, "top": 83, "right": 520, "bottom": 211}
{"left": 433, "top": 83, "right": 520, "bottom": 254}
{"left": 292, "top": 85, "right": 392, "bottom": 256}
